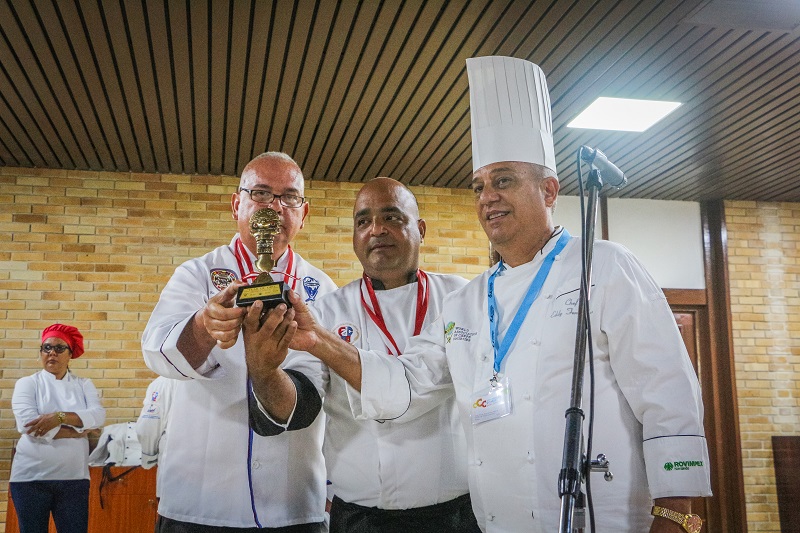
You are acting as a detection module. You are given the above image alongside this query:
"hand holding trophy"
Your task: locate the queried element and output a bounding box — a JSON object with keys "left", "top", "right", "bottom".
{"left": 235, "top": 208, "right": 292, "bottom": 309}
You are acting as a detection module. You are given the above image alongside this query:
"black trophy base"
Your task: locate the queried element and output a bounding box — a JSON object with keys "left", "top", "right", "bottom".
{"left": 235, "top": 280, "right": 292, "bottom": 309}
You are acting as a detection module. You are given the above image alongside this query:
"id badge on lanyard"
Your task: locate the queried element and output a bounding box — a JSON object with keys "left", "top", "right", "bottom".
{"left": 471, "top": 229, "right": 571, "bottom": 426}
{"left": 471, "top": 375, "right": 513, "bottom": 425}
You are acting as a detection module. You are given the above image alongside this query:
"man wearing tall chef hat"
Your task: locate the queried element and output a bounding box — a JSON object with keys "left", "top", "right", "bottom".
{"left": 261, "top": 57, "right": 712, "bottom": 532}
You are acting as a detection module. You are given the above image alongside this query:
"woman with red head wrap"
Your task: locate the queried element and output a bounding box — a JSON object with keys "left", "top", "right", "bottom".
{"left": 10, "top": 323, "right": 105, "bottom": 533}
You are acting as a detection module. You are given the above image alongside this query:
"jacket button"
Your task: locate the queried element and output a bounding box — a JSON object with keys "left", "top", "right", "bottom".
{"left": 487, "top": 514, "right": 495, "bottom": 521}
{"left": 252, "top": 460, "right": 261, "bottom": 469}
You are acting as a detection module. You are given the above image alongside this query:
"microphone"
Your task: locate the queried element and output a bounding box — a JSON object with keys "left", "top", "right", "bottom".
{"left": 580, "top": 146, "right": 627, "bottom": 188}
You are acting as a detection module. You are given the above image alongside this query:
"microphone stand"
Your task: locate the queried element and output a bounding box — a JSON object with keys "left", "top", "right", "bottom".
{"left": 557, "top": 167, "right": 612, "bottom": 533}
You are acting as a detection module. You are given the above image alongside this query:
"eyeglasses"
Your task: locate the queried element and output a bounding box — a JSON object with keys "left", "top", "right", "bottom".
{"left": 40, "top": 344, "right": 71, "bottom": 355}
{"left": 238, "top": 187, "right": 305, "bottom": 208}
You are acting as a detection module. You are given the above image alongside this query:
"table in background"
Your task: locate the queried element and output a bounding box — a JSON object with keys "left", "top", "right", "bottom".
{"left": 5, "top": 466, "right": 157, "bottom": 533}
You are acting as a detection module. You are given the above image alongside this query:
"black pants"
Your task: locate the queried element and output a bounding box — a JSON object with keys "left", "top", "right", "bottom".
{"left": 329, "top": 494, "right": 481, "bottom": 533}
{"left": 10, "top": 479, "right": 90, "bottom": 533}
{"left": 156, "top": 515, "right": 325, "bottom": 533}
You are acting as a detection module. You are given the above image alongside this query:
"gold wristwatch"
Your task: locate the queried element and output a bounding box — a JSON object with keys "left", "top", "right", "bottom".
{"left": 57, "top": 411, "right": 66, "bottom": 424}
{"left": 651, "top": 505, "right": 702, "bottom": 533}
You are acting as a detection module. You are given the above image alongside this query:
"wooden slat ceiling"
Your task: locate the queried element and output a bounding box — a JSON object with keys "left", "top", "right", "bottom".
{"left": 1, "top": 0, "right": 799, "bottom": 201}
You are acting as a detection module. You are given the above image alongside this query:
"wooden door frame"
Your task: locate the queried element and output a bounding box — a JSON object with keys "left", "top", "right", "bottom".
{"left": 664, "top": 199, "right": 747, "bottom": 532}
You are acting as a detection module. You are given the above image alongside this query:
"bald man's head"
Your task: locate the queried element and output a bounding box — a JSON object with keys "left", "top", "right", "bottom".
{"left": 352, "top": 178, "right": 426, "bottom": 290}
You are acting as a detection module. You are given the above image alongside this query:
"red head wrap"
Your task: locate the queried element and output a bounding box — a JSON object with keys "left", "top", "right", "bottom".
{"left": 41, "top": 324, "right": 85, "bottom": 359}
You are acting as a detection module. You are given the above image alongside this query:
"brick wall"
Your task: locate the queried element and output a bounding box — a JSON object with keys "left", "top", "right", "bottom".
{"left": 0, "top": 166, "right": 489, "bottom": 527}
{"left": 5, "top": 169, "right": 796, "bottom": 531}
{"left": 726, "top": 200, "right": 800, "bottom": 532}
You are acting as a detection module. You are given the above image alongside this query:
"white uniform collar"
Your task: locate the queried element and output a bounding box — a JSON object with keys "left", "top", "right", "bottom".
{"left": 498, "top": 226, "right": 565, "bottom": 273}
{"left": 39, "top": 369, "right": 72, "bottom": 382}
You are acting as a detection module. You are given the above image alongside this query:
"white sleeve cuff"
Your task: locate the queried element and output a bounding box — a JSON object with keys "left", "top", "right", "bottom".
{"left": 140, "top": 452, "right": 158, "bottom": 469}
{"left": 643, "top": 435, "right": 713, "bottom": 498}
{"left": 352, "top": 349, "right": 410, "bottom": 420}
{"left": 254, "top": 386, "right": 298, "bottom": 429}
{"left": 146, "top": 314, "right": 225, "bottom": 380}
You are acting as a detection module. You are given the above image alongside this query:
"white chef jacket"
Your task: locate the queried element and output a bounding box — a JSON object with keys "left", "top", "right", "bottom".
{"left": 88, "top": 422, "right": 142, "bottom": 466}
{"left": 141, "top": 236, "right": 336, "bottom": 528}
{"left": 135, "top": 376, "right": 176, "bottom": 469}
{"left": 353, "top": 234, "right": 712, "bottom": 532}
{"left": 136, "top": 376, "right": 176, "bottom": 498}
{"left": 289, "top": 273, "right": 470, "bottom": 509}
{"left": 11, "top": 370, "right": 106, "bottom": 482}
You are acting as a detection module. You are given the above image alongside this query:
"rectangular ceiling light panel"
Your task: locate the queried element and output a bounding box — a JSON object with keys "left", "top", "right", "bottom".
{"left": 567, "top": 97, "right": 682, "bottom": 132}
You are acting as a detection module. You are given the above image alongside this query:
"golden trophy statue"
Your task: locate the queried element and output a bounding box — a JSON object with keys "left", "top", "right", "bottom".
{"left": 235, "top": 208, "right": 292, "bottom": 308}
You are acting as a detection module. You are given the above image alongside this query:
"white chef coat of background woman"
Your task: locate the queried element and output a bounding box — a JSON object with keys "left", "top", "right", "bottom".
{"left": 12, "top": 370, "right": 105, "bottom": 481}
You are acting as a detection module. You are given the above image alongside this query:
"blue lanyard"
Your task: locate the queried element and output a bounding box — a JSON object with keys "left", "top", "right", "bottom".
{"left": 487, "top": 229, "right": 571, "bottom": 374}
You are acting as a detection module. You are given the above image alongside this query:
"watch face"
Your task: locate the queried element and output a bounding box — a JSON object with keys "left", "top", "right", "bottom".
{"left": 685, "top": 515, "right": 703, "bottom": 533}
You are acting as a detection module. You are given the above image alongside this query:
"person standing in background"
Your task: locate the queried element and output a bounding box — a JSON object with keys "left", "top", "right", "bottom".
{"left": 11, "top": 323, "right": 106, "bottom": 533}
{"left": 135, "top": 376, "right": 176, "bottom": 472}
{"left": 135, "top": 375, "right": 176, "bottom": 500}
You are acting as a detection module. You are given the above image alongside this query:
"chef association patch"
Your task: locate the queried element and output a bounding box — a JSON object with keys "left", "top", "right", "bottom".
{"left": 303, "top": 276, "right": 321, "bottom": 301}
{"left": 445, "top": 322, "right": 477, "bottom": 344}
{"left": 336, "top": 323, "right": 359, "bottom": 344}
{"left": 210, "top": 269, "right": 238, "bottom": 290}
{"left": 445, "top": 322, "right": 456, "bottom": 343}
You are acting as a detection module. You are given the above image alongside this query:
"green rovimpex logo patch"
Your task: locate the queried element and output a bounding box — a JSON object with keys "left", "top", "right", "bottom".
{"left": 664, "top": 460, "right": 704, "bottom": 472}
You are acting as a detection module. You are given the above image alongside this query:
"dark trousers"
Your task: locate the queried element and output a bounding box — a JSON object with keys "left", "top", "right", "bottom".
{"left": 155, "top": 515, "right": 326, "bottom": 533}
{"left": 329, "top": 493, "right": 481, "bottom": 533}
{"left": 10, "top": 479, "right": 90, "bottom": 533}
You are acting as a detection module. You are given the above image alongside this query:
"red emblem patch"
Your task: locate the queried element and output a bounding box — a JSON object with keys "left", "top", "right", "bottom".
{"left": 210, "top": 269, "right": 238, "bottom": 291}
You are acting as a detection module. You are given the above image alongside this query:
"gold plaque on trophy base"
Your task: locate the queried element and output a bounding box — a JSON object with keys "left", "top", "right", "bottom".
{"left": 235, "top": 279, "right": 291, "bottom": 309}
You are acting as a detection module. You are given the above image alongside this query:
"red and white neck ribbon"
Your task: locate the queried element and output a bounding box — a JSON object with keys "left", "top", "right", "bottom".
{"left": 233, "top": 237, "right": 299, "bottom": 291}
{"left": 359, "top": 270, "right": 429, "bottom": 356}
